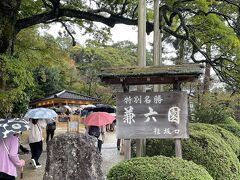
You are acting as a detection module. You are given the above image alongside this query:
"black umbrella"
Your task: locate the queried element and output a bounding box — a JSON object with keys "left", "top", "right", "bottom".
{"left": 92, "top": 104, "right": 116, "bottom": 113}
{"left": 81, "top": 107, "right": 96, "bottom": 116}
{"left": 0, "top": 118, "right": 30, "bottom": 139}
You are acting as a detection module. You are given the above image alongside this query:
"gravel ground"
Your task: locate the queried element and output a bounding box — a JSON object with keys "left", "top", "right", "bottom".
{"left": 17, "top": 129, "right": 124, "bottom": 180}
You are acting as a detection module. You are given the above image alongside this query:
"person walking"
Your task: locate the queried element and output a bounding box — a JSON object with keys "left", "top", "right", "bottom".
{"left": 0, "top": 134, "right": 25, "bottom": 180}
{"left": 88, "top": 126, "right": 105, "bottom": 153}
{"left": 46, "top": 121, "right": 56, "bottom": 142}
{"left": 97, "top": 126, "right": 105, "bottom": 153}
{"left": 28, "top": 119, "right": 46, "bottom": 169}
{"left": 117, "top": 139, "right": 121, "bottom": 151}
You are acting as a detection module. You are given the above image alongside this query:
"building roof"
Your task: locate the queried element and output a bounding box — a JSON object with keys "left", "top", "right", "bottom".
{"left": 31, "top": 90, "right": 99, "bottom": 104}
{"left": 99, "top": 64, "right": 203, "bottom": 85}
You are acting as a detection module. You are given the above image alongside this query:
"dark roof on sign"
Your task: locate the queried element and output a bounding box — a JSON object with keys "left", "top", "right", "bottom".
{"left": 31, "top": 90, "right": 99, "bottom": 103}
{"left": 99, "top": 64, "right": 203, "bottom": 85}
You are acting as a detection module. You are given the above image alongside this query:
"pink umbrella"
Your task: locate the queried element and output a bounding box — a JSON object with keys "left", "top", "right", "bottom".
{"left": 84, "top": 112, "right": 115, "bottom": 126}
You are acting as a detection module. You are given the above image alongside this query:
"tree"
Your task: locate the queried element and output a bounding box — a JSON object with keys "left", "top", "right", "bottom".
{"left": 70, "top": 40, "right": 138, "bottom": 97}
{"left": 0, "top": 0, "right": 239, "bottom": 90}
{"left": 0, "top": 27, "right": 80, "bottom": 117}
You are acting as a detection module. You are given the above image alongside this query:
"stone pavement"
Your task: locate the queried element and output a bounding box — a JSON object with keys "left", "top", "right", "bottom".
{"left": 17, "top": 130, "right": 124, "bottom": 180}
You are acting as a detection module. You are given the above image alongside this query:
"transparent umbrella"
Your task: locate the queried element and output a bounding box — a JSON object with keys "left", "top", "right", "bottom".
{"left": 24, "top": 108, "right": 58, "bottom": 120}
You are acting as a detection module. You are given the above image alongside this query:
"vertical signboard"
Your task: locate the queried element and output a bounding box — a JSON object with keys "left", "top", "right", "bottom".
{"left": 116, "top": 91, "right": 188, "bottom": 139}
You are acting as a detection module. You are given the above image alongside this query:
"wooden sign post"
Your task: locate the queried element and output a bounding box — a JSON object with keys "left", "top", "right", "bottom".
{"left": 99, "top": 64, "right": 203, "bottom": 160}
{"left": 121, "top": 84, "right": 132, "bottom": 160}
{"left": 174, "top": 82, "right": 182, "bottom": 158}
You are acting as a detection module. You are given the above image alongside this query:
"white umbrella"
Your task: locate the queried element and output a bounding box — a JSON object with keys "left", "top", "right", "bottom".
{"left": 24, "top": 108, "right": 58, "bottom": 120}
{"left": 63, "top": 105, "right": 72, "bottom": 112}
{"left": 84, "top": 104, "right": 96, "bottom": 108}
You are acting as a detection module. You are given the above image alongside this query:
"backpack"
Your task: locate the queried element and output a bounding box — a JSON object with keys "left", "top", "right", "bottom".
{"left": 32, "top": 119, "right": 38, "bottom": 125}
{"left": 88, "top": 126, "right": 100, "bottom": 138}
{"left": 47, "top": 122, "right": 56, "bottom": 131}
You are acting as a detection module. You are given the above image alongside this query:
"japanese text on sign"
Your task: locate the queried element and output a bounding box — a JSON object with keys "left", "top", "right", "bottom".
{"left": 116, "top": 92, "right": 188, "bottom": 139}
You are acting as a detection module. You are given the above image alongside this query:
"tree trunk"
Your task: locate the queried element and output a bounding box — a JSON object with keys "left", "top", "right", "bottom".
{"left": 0, "top": 0, "right": 20, "bottom": 90}
{"left": 136, "top": 0, "right": 147, "bottom": 158}
{"left": 203, "top": 45, "right": 211, "bottom": 94}
{"left": 0, "top": 0, "right": 20, "bottom": 54}
{"left": 176, "top": 39, "right": 185, "bottom": 65}
{"left": 236, "top": 9, "right": 240, "bottom": 39}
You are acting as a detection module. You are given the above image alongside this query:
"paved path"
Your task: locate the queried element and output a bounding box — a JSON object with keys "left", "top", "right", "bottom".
{"left": 17, "top": 130, "right": 124, "bottom": 180}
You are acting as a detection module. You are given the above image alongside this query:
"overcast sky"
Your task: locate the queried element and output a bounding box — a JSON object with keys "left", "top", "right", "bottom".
{"left": 46, "top": 23, "right": 152, "bottom": 47}
{"left": 44, "top": 22, "right": 177, "bottom": 65}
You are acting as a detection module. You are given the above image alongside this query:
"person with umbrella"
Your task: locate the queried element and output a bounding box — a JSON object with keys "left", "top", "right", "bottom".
{"left": 91, "top": 104, "right": 116, "bottom": 132}
{"left": 0, "top": 118, "right": 28, "bottom": 179}
{"left": 88, "top": 125, "right": 105, "bottom": 153}
{"left": 24, "top": 108, "right": 57, "bottom": 169}
{"left": 84, "top": 112, "right": 115, "bottom": 153}
{"left": 46, "top": 118, "right": 56, "bottom": 142}
{"left": 28, "top": 118, "right": 46, "bottom": 169}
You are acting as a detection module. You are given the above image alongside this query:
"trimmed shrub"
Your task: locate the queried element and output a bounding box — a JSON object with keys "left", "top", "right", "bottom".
{"left": 189, "top": 123, "right": 240, "bottom": 157}
{"left": 107, "top": 156, "right": 213, "bottom": 180}
{"left": 183, "top": 125, "right": 240, "bottom": 180}
{"left": 133, "top": 123, "right": 240, "bottom": 180}
{"left": 218, "top": 117, "right": 240, "bottom": 138}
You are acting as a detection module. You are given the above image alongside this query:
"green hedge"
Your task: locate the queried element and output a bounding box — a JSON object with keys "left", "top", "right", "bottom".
{"left": 183, "top": 125, "right": 240, "bottom": 180}
{"left": 107, "top": 156, "right": 213, "bottom": 180}
{"left": 218, "top": 117, "right": 240, "bottom": 138}
{"left": 189, "top": 123, "right": 240, "bottom": 157}
{"left": 134, "top": 123, "right": 240, "bottom": 180}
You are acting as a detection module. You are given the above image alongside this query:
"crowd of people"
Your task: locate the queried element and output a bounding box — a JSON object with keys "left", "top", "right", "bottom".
{"left": 0, "top": 105, "right": 117, "bottom": 179}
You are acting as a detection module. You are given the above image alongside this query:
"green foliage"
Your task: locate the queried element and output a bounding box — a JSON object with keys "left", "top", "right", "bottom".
{"left": 107, "top": 156, "right": 213, "bottom": 180}
{"left": 71, "top": 41, "right": 137, "bottom": 71}
{"left": 2, "top": 0, "right": 240, "bottom": 90}
{"left": 11, "top": 92, "right": 30, "bottom": 117}
{"left": 69, "top": 40, "right": 138, "bottom": 98}
{"left": 15, "top": 28, "right": 71, "bottom": 68}
{"left": 93, "top": 84, "right": 115, "bottom": 105}
{"left": 0, "top": 54, "right": 34, "bottom": 117}
{"left": 189, "top": 123, "right": 240, "bottom": 158}
{"left": 0, "top": 28, "right": 84, "bottom": 117}
{"left": 19, "top": 0, "right": 45, "bottom": 18}
{"left": 191, "top": 13, "right": 240, "bottom": 51}
{"left": 192, "top": 93, "right": 234, "bottom": 124}
{"left": 183, "top": 128, "right": 240, "bottom": 180}
{"left": 218, "top": 117, "right": 240, "bottom": 138}
{"left": 134, "top": 123, "right": 240, "bottom": 180}
{"left": 16, "top": 28, "right": 78, "bottom": 100}
{"left": 31, "top": 66, "right": 67, "bottom": 99}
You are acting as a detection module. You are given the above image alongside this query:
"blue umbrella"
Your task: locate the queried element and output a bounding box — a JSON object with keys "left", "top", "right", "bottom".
{"left": 0, "top": 118, "right": 30, "bottom": 139}
{"left": 24, "top": 108, "right": 58, "bottom": 120}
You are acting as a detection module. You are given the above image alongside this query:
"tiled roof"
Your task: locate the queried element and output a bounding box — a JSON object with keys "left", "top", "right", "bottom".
{"left": 31, "top": 90, "right": 99, "bottom": 103}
